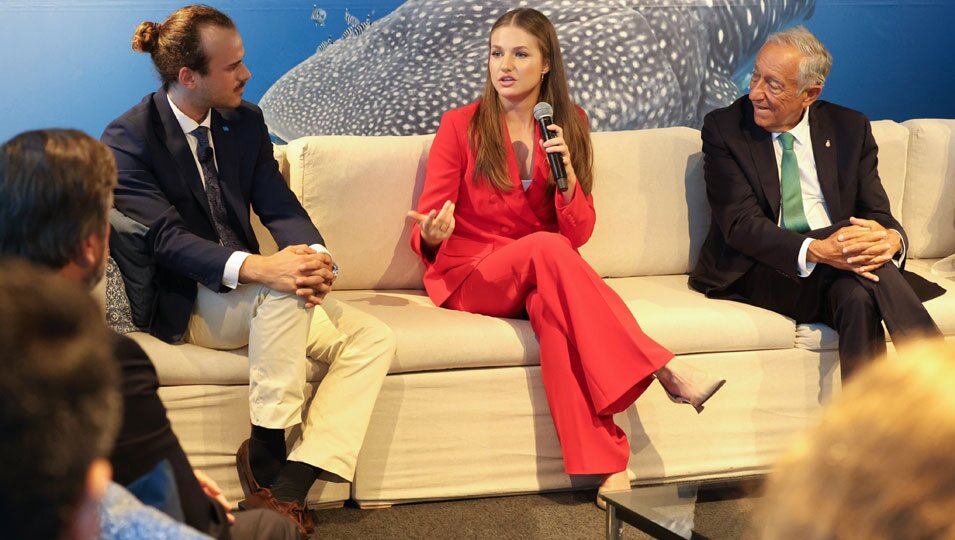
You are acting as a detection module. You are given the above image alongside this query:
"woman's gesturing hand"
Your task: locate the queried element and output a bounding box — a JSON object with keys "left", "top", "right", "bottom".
{"left": 408, "top": 199, "right": 456, "bottom": 249}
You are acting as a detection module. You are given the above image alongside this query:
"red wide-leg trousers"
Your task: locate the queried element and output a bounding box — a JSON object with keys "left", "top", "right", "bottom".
{"left": 445, "top": 232, "right": 673, "bottom": 474}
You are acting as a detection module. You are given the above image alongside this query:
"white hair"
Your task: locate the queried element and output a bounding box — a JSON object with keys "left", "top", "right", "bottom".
{"left": 766, "top": 26, "right": 832, "bottom": 90}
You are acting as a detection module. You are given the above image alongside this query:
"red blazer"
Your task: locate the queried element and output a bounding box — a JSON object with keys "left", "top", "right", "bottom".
{"left": 412, "top": 101, "right": 596, "bottom": 306}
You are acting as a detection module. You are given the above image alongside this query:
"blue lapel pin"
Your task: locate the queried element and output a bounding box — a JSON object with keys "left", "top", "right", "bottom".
{"left": 222, "top": 125, "right": 230, "bottom": 133}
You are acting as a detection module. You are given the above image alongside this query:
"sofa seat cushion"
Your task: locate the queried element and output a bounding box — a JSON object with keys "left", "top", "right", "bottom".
{"left": 135, "top": 273, "right": 797, "bottom": 383}
{"left": 129, "top": 332, "right": 332, "bottom": 386}
{"left": 603, "top": 275, "right": 796, "bottom": 354}
{"left": 337, "top": 275, "right": 795, "bottom": 375}
{"left": 795, "top": 259, "right": 955, "bottom": 351}
{"left": 130, "top": 333, "right": 253, "bottom": 385}
{"left": 330, "top": 289, "right": 539, "bottom": 374}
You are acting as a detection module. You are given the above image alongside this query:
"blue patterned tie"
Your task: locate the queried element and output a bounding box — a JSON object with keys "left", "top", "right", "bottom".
{"left": 191, "top": 127, "right": 245, "bottom": 250}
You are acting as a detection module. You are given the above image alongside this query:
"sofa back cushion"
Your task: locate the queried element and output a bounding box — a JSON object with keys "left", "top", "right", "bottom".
{"left": 581, "top": 126, "right": 708, "bottom": 277}
{"left": 869, "top": 120, "right": 909, "bottom": 221}
{"left": 282, "top": 128, "right": 709, "bottom": 290}
{"left": 284, "top": 134, "right": 434, "bottom": 290}
{"left": 272, "top": 120, "right": 918, "bottom": 291}
{"left": 901, "top": 119, "right": 955, "bottom": 258}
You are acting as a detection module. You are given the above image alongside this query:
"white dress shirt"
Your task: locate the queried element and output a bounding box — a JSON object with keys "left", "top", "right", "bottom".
{"left": 166, "top": 95, "right": 331, "bottom": 288}
{"left": 771, "top": 108, "right": 902, "bottom": 277}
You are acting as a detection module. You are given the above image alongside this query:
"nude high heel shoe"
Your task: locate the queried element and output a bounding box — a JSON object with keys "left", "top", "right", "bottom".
{"left": 655, "top": 361, "right": 726, "bottom": 413}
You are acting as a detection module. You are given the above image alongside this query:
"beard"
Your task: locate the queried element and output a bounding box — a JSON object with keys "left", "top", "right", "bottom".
{"left": 83, "top": 250, "right": 107, "bottom": 290}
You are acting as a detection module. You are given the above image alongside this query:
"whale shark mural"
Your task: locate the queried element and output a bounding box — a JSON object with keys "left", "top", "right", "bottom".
{"left": 260, "top": 0, "right": 816, "bottom": 140}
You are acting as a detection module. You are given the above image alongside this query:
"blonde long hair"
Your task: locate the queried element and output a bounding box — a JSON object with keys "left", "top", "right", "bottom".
{"left": 468, "top": 8, "right": 593, "bottom": 195}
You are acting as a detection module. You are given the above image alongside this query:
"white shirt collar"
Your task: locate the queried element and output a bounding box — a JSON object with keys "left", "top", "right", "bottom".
{"left": 771, "top": 106, "right": 811, "bottom": 146}
{"left": 166, "top": 94, "right": 211, "bottom": 136}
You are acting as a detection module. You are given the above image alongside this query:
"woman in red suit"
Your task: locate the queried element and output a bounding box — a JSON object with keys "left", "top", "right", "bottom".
{"left": 407, "top": 7, "right": 725, "bottom": 506}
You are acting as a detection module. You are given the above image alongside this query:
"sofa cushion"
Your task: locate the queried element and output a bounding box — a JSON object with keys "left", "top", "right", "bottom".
{"left": 603, "top": 275, "right": 796, "bottom": 354}
{"left": 580, "top": 127, "right": 709, "bottom": 278}
{"left": 869, "top": 120, "right": 909, "bottom": 219}
{"left": 334, "top": 275, "right": 795, "bottom": 376}
{"left": 284, "top": 127, "right": 712, "bottom": 291}
{"left": 105, "top": 257, "right": 142, "bottom": 335}
{"left": 127, "top": 332, "right": 332, "bottom": 386}
{"left": 901, "top": 119, "right": 955, "bottom": 259}
{"left": 328, "top": 289, "right": 539, "bottom": 374}
{"left": 795, "top": 259, "right": 955, "bottom": 351}
{"left": 285, "top": 134, "right": 434, "bottom": 291}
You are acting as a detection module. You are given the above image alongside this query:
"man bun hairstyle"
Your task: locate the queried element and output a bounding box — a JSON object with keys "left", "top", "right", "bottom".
{"left": 131, "top": 5, "right": 236, "bottom": 88}
{"left": 131, "top": 21, "right": 162, "bottom": 54}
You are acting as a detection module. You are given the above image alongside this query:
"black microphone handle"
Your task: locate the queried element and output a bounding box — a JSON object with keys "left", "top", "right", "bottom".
{"left": 537, "top": 116, "right": 568, "bottom": 192}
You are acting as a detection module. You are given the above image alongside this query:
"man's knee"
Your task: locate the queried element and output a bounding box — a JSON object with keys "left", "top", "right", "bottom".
{"left": 831, "top": 279, "right": 879, "bottom": 319}
{"left": 353, "top": 317, "right": 397, "bottom": 364}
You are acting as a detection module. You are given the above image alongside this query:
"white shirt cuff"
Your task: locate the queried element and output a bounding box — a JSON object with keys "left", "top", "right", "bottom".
{"left": 310, "top": 243, "right": 331, "bottom": 257}
{"left": 890, "top": 229, "right": 906, "bottom": 267}
{"left": 222, "top": 251, "right": 251, "bottom": 289}
{"left": 797, "top": 238, "right": 816, "bottom": 277}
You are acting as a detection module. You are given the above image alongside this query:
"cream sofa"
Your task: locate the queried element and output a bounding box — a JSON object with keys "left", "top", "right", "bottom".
{"left": 124, "top": 118, "right": 955, "bottom": 509}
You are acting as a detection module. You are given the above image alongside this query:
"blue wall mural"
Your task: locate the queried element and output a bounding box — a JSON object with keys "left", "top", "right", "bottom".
{"left": 0, "top": 1, "right": 953, "bottom": 143}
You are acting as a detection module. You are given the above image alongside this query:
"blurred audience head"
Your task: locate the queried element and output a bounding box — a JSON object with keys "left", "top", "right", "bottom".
{"left": 0, "top": 258, "right": 121, "bottom": 540}
{"left": 757, "top": 341, "right": 955, "bottom": 540}
{"left": 0, "top": 128, "right": 116, "bottom": 288}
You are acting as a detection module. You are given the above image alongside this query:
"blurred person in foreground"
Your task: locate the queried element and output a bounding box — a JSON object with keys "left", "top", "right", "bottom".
{"left": 756, "top": 340, "right": 955, "bottom": 540}
{"left": 0, "top": 128, "right": 296, "bottom": 539}
{"left": 0, "top": 258, "right": 209, "bottom": 539}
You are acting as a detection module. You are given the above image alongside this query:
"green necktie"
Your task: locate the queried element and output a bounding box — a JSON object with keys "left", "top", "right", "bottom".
{"left": 779, "top": 132, "right": 810, "bottom": 233}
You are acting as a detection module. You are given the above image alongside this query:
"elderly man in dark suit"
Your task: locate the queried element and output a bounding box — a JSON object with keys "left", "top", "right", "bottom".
{"left": 689, "top": 26, "right": 940, "bottom": 378}
{"left": 101, "top": 6, "right": 394, "bottom": 536}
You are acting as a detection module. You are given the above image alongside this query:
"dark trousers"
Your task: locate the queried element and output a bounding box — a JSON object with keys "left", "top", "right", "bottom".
{"left": 731, "top": 262, "right": 940, "bottom": 378}
{"left": 229, "top": 509, "right": 300, "bottom": 540}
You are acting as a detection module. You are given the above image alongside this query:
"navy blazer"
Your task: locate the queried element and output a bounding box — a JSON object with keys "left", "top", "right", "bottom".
{"left": 102, "top": 88, "right": 322, "bottom": 343}
{"left": 689, "top": 95, "right": 905, "bottom": 297}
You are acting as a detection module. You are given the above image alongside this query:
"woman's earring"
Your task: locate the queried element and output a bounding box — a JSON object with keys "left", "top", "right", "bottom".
{"left": 541, "top": 72, "right": 545, "bottom": 82}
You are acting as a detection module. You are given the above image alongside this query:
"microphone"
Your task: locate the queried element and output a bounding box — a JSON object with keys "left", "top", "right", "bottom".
{"left": 533, "top": 101, "right": 568, "bottom": 192}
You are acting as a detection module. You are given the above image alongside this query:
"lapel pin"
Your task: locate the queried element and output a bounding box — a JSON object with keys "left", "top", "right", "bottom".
{"left": 825, "top": 139, "right": 831, "bottom": 147}
{"left": 222, "top": 125, "right": 230, "bottom": 133}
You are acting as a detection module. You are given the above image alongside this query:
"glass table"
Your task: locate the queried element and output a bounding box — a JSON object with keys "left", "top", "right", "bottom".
{"left": 600, "top": 476, "right": 764, "bottom": 539}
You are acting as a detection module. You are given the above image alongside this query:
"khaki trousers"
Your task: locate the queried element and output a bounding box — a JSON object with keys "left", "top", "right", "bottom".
{"left": 184, "top": 284, "right": 394, "bottom": 481}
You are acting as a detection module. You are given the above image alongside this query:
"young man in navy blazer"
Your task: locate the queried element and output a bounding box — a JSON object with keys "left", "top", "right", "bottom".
{"left": 689, "top": 26, "right": 941, "bottom": 378}
{"left": 102, "top": 6, "right": 394, "bottom": 535}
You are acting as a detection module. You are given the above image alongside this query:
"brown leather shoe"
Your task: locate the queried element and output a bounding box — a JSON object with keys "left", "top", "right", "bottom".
{"left": 240, "top": 488, "right": 315, "bottom": 539}
{"left": 236, "top": 439, "right": 265, "bottom": 497}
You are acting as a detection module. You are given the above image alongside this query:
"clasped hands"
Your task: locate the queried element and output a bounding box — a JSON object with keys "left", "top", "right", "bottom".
{"left": 807, "top": 216, "right": 902, "bottom": 282}
{"left": 239, "top": 245, "right": 336, "bottom": 308}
